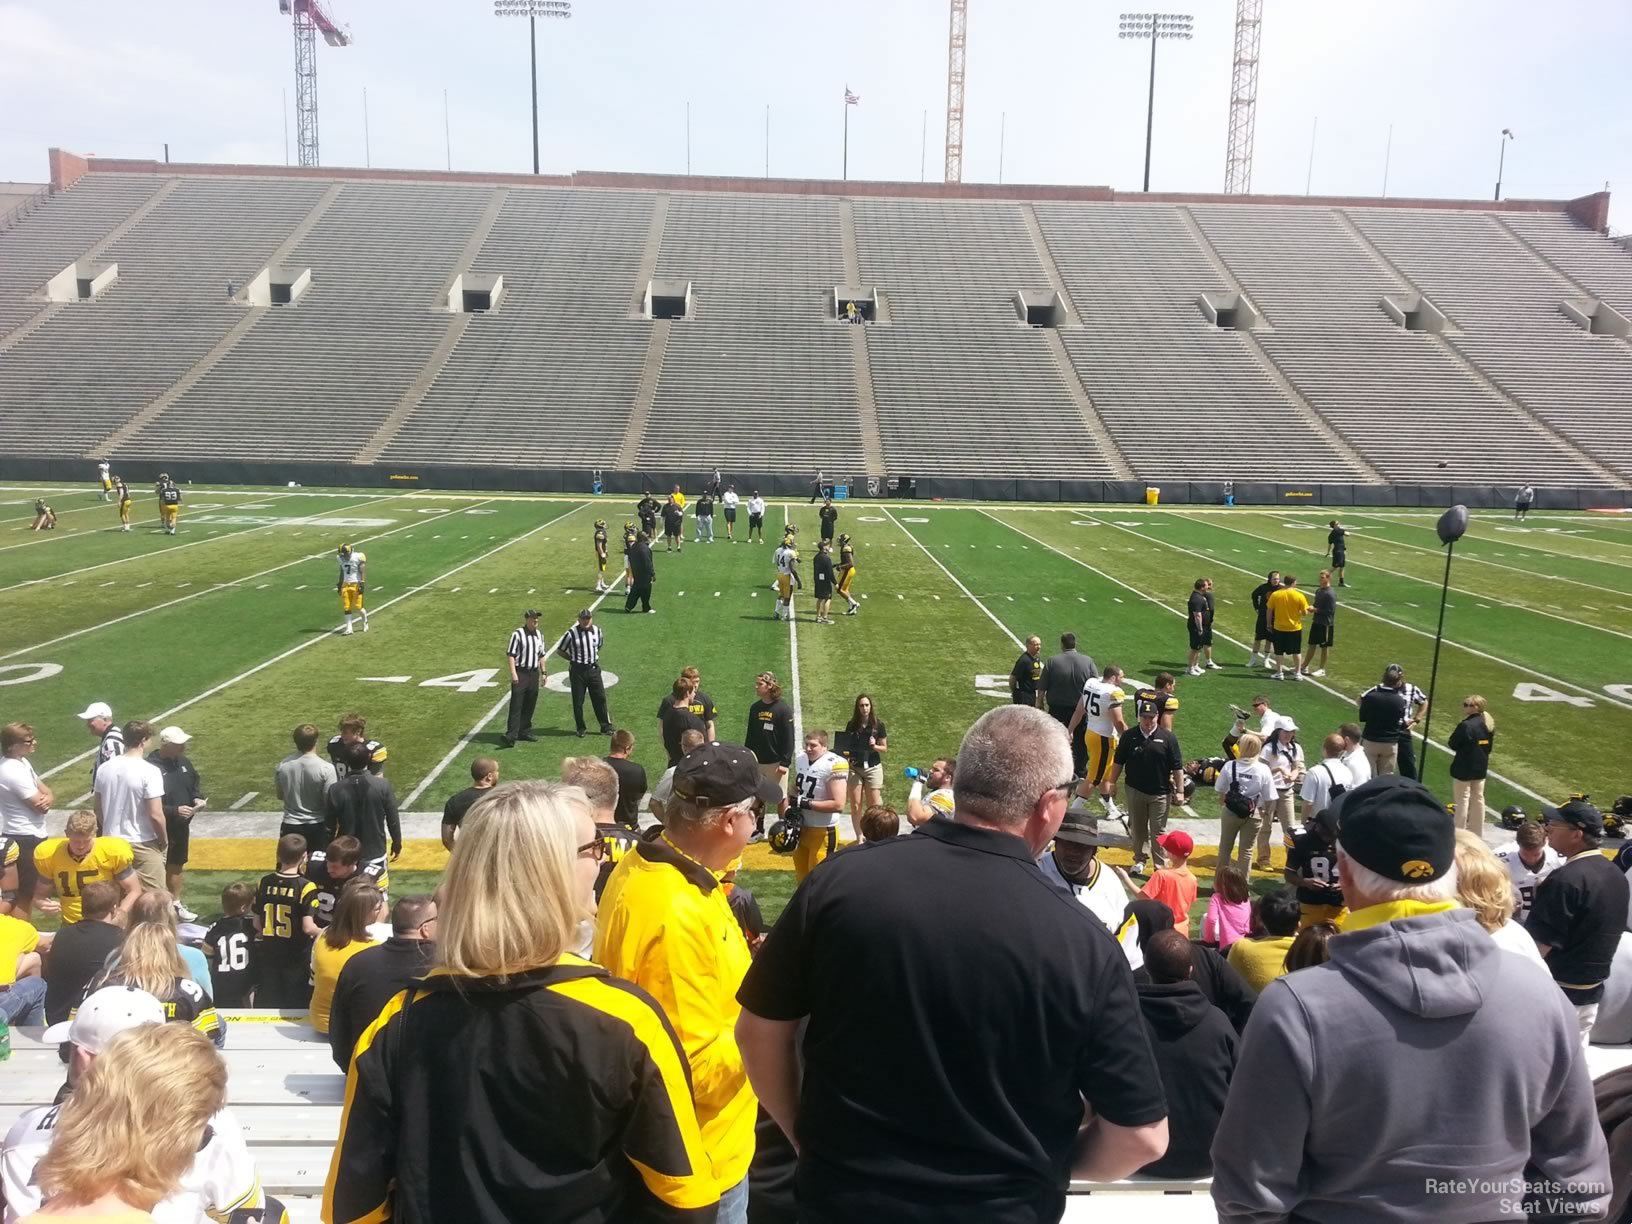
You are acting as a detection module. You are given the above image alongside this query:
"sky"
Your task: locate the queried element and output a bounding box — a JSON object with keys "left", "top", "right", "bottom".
{"left": 3, "top": 0, "right": 1630, "bottom": 231}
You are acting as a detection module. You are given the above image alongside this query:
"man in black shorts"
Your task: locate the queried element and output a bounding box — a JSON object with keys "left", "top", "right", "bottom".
{"left": 819, "top": 496, "right": 838, "bottom": 544}
{"left": 1327, "top": 520, "right": 1348, "bottom": 587}
{"left": 1185, "top": 578, "right": 1218, "bottom": 676}
{"left": 1248, "top": 569, "right": 1280, "bottom": 668}
{"left": 1302, "top": 570, "right": 1337, "bottom": 679}
{"left": 661, "top": 495, "right": 684, "bottom": 553}
{"left": 636, "top": 491, "right": 660, "bottom": 540}
{"left": 813, "top": 539, "right": 837, "bottom": 624}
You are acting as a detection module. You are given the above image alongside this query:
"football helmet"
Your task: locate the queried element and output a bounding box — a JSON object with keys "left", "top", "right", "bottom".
{"left": 1498, "top": 804, "right": 1527, "bottom": 830}
{"left": 766, "top": 820, "right": 799, "bottom": 855}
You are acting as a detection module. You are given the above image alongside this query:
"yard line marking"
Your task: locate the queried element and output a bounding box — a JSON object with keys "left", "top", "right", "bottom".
{"left": 984, "top": 509, "right": 1553, "bottom": 809}
{"left": 1177, "top": 510, "right": 1632, "bottom": 646}
{"left": 1349, "top": 512, "right": 1632, "bottom": 571}
{"left": 229, "top": 792, "right": 259, "bottom": 811}
{"left": 0, "top": 493, "right": 395, "bottom": 593}
{"left": 40, "top": 502, "right": 592, "bottom": 783}
{"left": 1085, "top": 511, "right": 1632, "bottom": 713}
{"left": 882, "top": 508, "right": 1020, "bottom": 649}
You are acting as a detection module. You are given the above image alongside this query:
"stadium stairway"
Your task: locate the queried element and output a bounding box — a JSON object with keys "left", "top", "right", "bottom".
{"left": 1174, "top": 206, "right": 1382, "bottom": 484}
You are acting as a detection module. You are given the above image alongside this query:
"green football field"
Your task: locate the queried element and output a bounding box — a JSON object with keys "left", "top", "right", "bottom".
{"left": 5, "top": 481, "right": 1631, "bottom": 869}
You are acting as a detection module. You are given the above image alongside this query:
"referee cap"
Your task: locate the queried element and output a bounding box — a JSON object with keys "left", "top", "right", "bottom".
{"left": 524, "top": 608, "right": 541, "bottom": 619}
{"left": 77, "top": 701, "right": 113, "bottom": 721}
{"left": 42, "top": 985, "right": 165, "bottom": 1052}
{"left": 673, "top": 742, "right": 761, "bottom": 808}
{"left": 577, "top": 607, "right": 594, "bottom": 621}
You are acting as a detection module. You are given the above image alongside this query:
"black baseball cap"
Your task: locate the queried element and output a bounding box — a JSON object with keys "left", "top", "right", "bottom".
{"left": 524, "top": 608, "right": 541, "bottom": 619}
{"left": 577, "top": 607, "right": 594, "bottom": 621}
{"left": 1332, "top": 774, "right": 1455, "bottom": 884}
{"left": 1543, "top": 797, "right": 1604, "bottom": 837}
{"left": 673, "top": 742, "right": 761, "bottom": 808}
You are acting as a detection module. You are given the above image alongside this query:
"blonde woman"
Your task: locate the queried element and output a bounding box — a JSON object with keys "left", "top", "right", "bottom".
{"left": 325, "top": 780, "right": 718, "bottom": 1222}
{"left": 1256, "top": 719, "right": 1306, "bottom": 867}
{"left": 90, "top": 923, "right": 222, "bottom": 1048}
{"left": 125, "top": 889, "right": 214, "bottom": 998}
{"left": 23, "top": 1023, "right": 226, "bottom": 1222}
{"left": 1214, "top": 732, "right": 1277, "bottom": 874}
{"left": 1452, "top": 829, "right": 1544, "bottom": 967}
{"left": 1447, "top": 696, "right": 1496, "bottom": 834}
{"left": 308, "top": 882, "right": 385, "bottom": 1036}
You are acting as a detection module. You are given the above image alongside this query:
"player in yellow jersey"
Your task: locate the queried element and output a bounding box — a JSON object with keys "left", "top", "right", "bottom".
{"left": 1067, "top": 664, "right": 1129, "bottom": 825}
{"left": 773, "top": 535, "right": 800, "bottom": 622}
{"left": 835, "top": 532, "right": 860, "bottom": 616}
{"left": 337, "top": 544, "right": 369, "bottom": 635}
{"left": 158, "top": 477, "right": 181, "bottom": 534}
{"left": 114, "top": 476, "right": 131, "bottom": 531}
{"left": 33, "top": 811, "right": 141, "bottom": 923}
{"left": 593, "top": 519, "right": 610, "bottom": 592}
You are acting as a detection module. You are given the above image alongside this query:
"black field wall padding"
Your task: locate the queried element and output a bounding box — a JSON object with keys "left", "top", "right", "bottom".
{"left": 2, "top": 457, "right": 1627, "bottom": 510}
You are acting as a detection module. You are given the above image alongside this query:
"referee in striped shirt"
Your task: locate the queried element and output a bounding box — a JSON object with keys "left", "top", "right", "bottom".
{"left": 502, "top": 609, "right": 547, "bottom": 748}
{"left": 558, "top": 608, "right": 614, "bottom": 739}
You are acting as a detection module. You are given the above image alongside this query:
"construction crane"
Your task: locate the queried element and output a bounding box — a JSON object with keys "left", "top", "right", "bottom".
{"left": 279, "top": 0, "right": 353, "bottom": 168}
{"left": 1223, "top": 0, "right": 1262, "bottom": 193}
{"left": 944, "top": 0, "right": 967, "bottom": 183}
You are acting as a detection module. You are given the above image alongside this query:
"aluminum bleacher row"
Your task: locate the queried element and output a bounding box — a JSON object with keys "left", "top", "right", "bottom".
{"left": 2, "top": 169, "right": 1630, "bottom": 487}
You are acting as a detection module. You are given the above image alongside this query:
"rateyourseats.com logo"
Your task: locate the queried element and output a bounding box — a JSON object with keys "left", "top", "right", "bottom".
{"left": 1425, "top": 1177, "right": 1607, "bottom": 1217}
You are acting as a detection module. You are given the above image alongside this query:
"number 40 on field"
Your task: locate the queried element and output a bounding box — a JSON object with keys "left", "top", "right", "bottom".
{"left": 1511, "top": 682, "right": 1632, "bottom": 708}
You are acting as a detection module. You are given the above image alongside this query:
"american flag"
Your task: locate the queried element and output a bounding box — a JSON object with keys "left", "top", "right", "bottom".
{"left": 845, "top": 87, "right": 860, "bottom": 105}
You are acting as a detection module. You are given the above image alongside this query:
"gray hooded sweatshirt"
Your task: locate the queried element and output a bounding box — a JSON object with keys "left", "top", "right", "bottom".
{"left": 1210, "top": 906, "right": 1610, "bottom": 1222}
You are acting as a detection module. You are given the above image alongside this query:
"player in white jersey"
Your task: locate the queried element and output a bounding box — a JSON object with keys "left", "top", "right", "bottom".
{"left": 337, "top": 544, "right": 369, "bottom": 635}
{"left": 788, "top": 730, "right": 849, "bottom": 881}
{"left": 96, "top": 460, "right": 111, "bottom": 500}
{"left": 773, "top": 535, "right": 800, "bottom": 622}
{"left": 1495, "top": 826, "right": 1563, "bottom": 925}
{"left": 1066, "top": 664, "right": 1128, "bottom": 823}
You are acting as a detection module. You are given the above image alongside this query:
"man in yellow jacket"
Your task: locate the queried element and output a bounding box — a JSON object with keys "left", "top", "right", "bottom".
{"left": 595, "top": 741, "right": 759, "bottom": 1221}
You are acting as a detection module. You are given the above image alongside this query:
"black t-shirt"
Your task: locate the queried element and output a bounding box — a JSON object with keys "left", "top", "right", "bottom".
{"left": 1187, "top": 590, "right": 1213, "bottom": 630}
{"left": 1285, "top": 830, "right": 1343, "bottom": 908}
{"left": 43, "top": 918, "right": 123, "bottom": 1025}
{"left": 1358, "top": 685, "right": 1409, "bottom": 743}
{"left": 697, "top": 495, "right": 714, "bottom": 517}
{"left": 1527, "top": 853, "right": 1630, "bottom": 1004}
{"left": 746, "top": 699, "right": 795, "bottom": 766}
{"left": 1250, "top": 581, "right": 1275, "bottom": 625}
{"left": 1328, "top": 527, "right": 1347, "bottom": 557}
{"left": 819, "top": 505, "right": 839, "bottom": 537}
{"left": 255, "top": 870, "right": 322, "bottom": 960}
{"left": 843, "top": 721, "right": 887, "bottom": 771}
{"left": 1311, "top": 586, "right": 1336, "bottom": 626}
{"left": 204, "top": 913, "right": 258, "bottom": 1005}
{"left": 814, "top": 552, "right": 836, "bottom": 592}
{"left": 661, "top": 503, "right": 684, "bottom": 531}
{"left": 604, "top": 755, "right": 648, "bottom": 828}
{"left": 1115, "top": 725, "right": 1183, "bottom": 796}
{"left": 737, "top": 820, "right": 1166, "bottom": 1223}
{"left": 658, "top": 700, "right": 707, "bottom": 765}
{"left": 441, "top": 785, "right": 489, "bottom": 831}
{"left": 637, "top": 497, "right": 659, "bottom": 522}
{"left": 1010, "top": 652, "right": 1042, "bottom": 696}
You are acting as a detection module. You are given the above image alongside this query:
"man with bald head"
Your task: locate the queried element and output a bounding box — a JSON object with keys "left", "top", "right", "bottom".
{"left": 738, "top": 704, "right": 1168, "bottom": 1222}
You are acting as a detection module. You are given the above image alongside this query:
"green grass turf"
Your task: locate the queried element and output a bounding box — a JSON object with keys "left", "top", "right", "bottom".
{"left": 5, "top": 482, "right": 1630, "bottom": 856}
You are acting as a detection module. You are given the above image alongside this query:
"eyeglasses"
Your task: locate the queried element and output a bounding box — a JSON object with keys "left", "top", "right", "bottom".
{"left": 576, "top": 839, "right": 606, "bottom": 862}
{"left": 1044, "top": 779, "right": 1076, "bottom": 800}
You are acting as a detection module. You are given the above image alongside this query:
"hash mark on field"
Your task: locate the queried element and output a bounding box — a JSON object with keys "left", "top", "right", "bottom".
{"left": 61, "top": 581, "right": 76, "bottom": 587}
{"left": 932, "top": 594, "right": 940, "bottom": 601}
{"left": 528, "top": 588, "right": 536, "bottom": 594}
{"left": 138, "top": 582, "right": 151, "bottom": 588}
{"left": 489, "top": 587, "right": 498, "bottom": 593}
{"left": 1042, "top": 595, "right": 1051, "bottom": 602}
{"left": 1546, "top": 604, "right": 1563, "bottom": 610}
{"left": 751, "top": 591, "right": 758, "bottom": 597}
{"left": 1478, "top": 603, "right": 1491, "bottom": 609}
{"left": 177, "top": 582, "right": 191, "bottom": 589}
{"left": 1077, "top": 596, "right": 1087, "bottom": 602}
{"left": 1113, "top": 597, "right": 1124, "bottom": 603}
{"left": 714, "top": 591, "right": 720, "bottom": 597}
{"left": 460, "top": 535, "right": 469, "bottom": 540}
{"left": 1405, "top": 601, "right": 1417, "bottom": 607}
{"left": 678, "top": 591, "right": 685, "bottom": 597}
{"left": 99, "top": 580, "right": 115, "bottom": 587}
{"left": 257, "top": 584, "right": 270, "bottom": 590}
{"left": 995, "top": 544, "right": 1003, "bottom": 549}
{"left": 861, "top": 593, "right": 869, "bottom": 599}
{"left": 1583, "top": 605, "right": 1599, "bottom": 611}
{"left": 450, "top": 586, "right": 461, "bottom": 593}
{"left": 229, "top": 792, "right": 259, "bottom": 811}
{"left": 1619, "top": 605, "right": 1632, "bottom": 613}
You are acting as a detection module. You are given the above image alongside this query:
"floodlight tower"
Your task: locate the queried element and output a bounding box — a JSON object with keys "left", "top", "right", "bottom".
{"left": 1118, "top": 11, "right": 1193, "bottom": 193}
{"left": 278, "top": 0, "right": 352, "bottom": 169}
{"left": 1224, "top": 0, "right": 1262, "bottom": 193}
{"left": 944, "top": 0, "right": 967, "bottom": 183}
{"left": 493, "top": 0, "right": 573, "bottom": 176}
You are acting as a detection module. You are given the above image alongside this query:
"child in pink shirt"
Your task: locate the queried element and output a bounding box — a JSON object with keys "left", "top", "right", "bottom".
{"left": 1202, "top": 864, "right": 1252, "bottom": 951}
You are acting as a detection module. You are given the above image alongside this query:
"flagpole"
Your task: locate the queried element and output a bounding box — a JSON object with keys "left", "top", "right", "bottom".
{"left": 843, "top": 90, "right": 849, "bottom": 181}
{"left": 765, "top": 103, "right": 770, "bottom": 178}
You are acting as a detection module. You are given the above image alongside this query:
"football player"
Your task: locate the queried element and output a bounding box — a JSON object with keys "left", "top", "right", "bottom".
{"left": 835, "top": 532, "right": 860, "bottom": 616}
{"left": 622, "top": 520, "right": 637, "bottom": 587}
{"left": 97, "top": 459, "right": 112, "bottom": 501}
{"left": 30, "top": 499, "right": 56, "bottom": 531}
{"left": 787, "top": 730, "right": 850, "bottom": 880}
{"left": 1067, "top": 663, "right": 1129, "bottom": 825}
{"left": 773, "top": 532, "right": 801, "bottom": 622}
{"left": 593, "top": 519, "right": 610, "bottom": 592}
{"left": 337, "top": 543, "right": 368, "bottom": 635}
{"left": 328, "top": 713, "right": 387, "bottom": 777}
{"left": 158, "top": 476, "right": 182, "bottom": 535}
{"left": 114, "top": 476, "right": 131, "bottom": 532}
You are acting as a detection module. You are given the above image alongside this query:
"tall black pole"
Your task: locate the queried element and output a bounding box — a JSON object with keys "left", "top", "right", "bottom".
{"left": 1142, "top": 31, "right": 1157, "bottom": 192}
{"left": 529, "top": 14, "right": 540, "bottom": 175}
{"left": 1419, "top": 541, "right": 1455, "bottom": 781}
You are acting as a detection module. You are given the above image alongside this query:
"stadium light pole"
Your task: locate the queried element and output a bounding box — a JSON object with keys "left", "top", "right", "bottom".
{"left": 494, "top": 0, "right": 572, "bottom": 175}
{"left": 1494, "top": 127, "right": 1514, "bottom": 201}
{"left": 1418, "top": 504, "right": 1468, "bottom": 782}
{"left": 1119, "top": 11, "right": 1193, "bottom": 193}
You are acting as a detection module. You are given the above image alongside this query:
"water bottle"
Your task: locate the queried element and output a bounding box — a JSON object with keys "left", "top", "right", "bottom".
{"left": 903, "top": 767, "right": 923, "bottom": 781}
{"left": 0, "top": 1009, "right": 11, "bottom": 1063}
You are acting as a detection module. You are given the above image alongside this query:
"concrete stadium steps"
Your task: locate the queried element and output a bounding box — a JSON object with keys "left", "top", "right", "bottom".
{"left": 868, "top": 324, "right": 1119, "bottom": 480}
{"left": 1498, "top": 211, "right": 1632, "bottom": 319}
{"left": 1034, "top": 202, "right": 1363, "bottom": 483}
{"left": 1351, "top": 207, "right": 1632, "bottom": 483}
{"left": 657, "top": 192, "right": 846, "bottom": 321}
{"left": 1189, "top": 204, "right": 1602, "bottom": 486}
{"left": 383, "top": 187, "right": 654, "bottom": 468}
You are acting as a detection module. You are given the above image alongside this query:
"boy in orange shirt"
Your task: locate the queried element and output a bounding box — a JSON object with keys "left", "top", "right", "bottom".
{"left": 1141, "top": 830, "right": 1199, "bottom": 935}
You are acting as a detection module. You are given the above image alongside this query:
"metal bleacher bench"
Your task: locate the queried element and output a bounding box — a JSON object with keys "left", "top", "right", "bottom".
{"left": 2, "top": 1010, "right": 1226, "bottom": 1222}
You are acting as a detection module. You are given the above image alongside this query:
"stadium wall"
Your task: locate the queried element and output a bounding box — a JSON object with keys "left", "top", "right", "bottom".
{"left": 3, "top": 457, "right": 1627, "bottom": 510}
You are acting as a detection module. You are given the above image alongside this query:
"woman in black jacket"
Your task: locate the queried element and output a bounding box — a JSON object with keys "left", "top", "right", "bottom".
{"left": 1447, "top": 694, "right": 1496, "bottom": 835}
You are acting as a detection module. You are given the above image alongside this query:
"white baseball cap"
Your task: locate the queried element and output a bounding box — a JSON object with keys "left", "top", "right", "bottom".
{"left": 158, "top": 726, "right": 191, "bottom": 746}
{"left": 41, "top": 986, "right": 166, "bottom": 1052}
{"left": 76, "top": 702, "right": 113, "bottom": 721}
{"left": 1276, "top": 716, "right": 1299, "bottom": 733}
